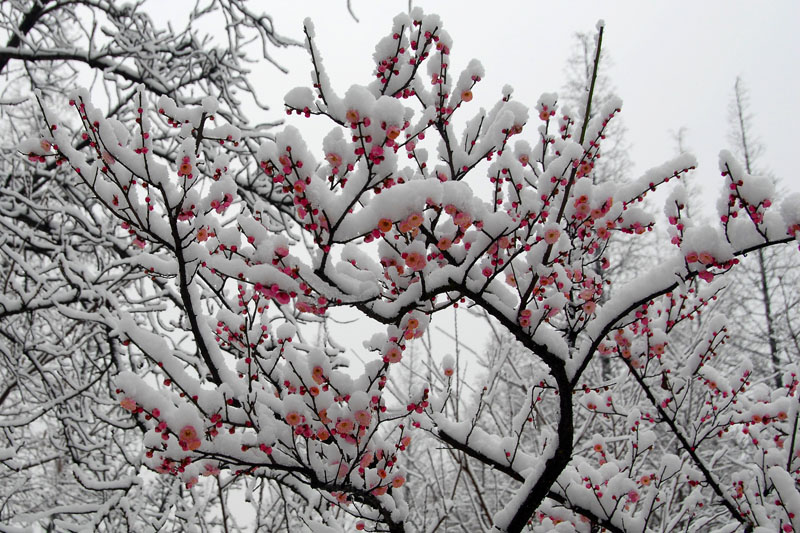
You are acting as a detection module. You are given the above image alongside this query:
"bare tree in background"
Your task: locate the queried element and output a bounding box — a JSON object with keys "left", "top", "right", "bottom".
{"left": 727, "top": 77, "right": 800, "bottom": 387}
{"left": 0, "top": 1, "right": 301, "bottom": 529}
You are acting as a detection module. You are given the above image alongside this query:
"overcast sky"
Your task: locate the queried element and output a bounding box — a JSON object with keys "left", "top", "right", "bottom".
{"left": 259, "top": 0, "right": 799, "bottom": 212}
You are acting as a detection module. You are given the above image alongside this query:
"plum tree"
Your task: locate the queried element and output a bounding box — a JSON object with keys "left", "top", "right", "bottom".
{"left": 9, "top": 6, "right": 800, "bottom": 533}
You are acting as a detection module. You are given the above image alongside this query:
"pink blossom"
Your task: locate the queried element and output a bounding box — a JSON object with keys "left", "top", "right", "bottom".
{"left": 178, "top": 425, "right": 201, "bottom": 451}
{"left": 345, "top": 109, "right": 360, "bottom": 123}
{"left": 697, "top": 270, "right": 714, "bottom": 282}
{"left": 179, "top": 425, "right": 197, "bottom": 441}
{"left": 543, "top": 228, "right": 560, "bottom": 245}
{"left": 354, "top": 409, "right": 372, "bottom": 427}
{"left": 454, "top": 212, "right": 472, "bottom": 230}
{"left": 370, "top": 144, "right": 384, "bottom": 161}
{"left": 405, "top": 213, "right": 424, "bottom": 228}
{"left": 404, "top": 251, "right": 427, "bottom": 272}
{"left": 378, "top": 218, "right": 393, "bottom": 233}
{"left": 326, "top": 153, "right": 342, "bottom": 166}
{"left": 178, "top": 162, "right": 192, "bottom": 177}
{"left": 576, "top": 162, "right": 592, "bottom": 178}
{"left": 698, "top": 251, "right": 714, "bottom": 265}
{"left": 202, "top": 463, "right": 221, "bottom": 477}
{"left": 384, "top": 346, "right": 402, "bottom": 364}
{"left": 335, "top": 418, "right": 355, "bottom": 434}
{"left": 575, "top": 202, "right": 591, "bottom": 218}
{"left": 360, "top": 452, "right": 374, "bottom": 468}
{"left": 285, "top": 412, "right": 302, "bottom": 426}
{"left": 120, "top": 397, "right": 137, "bottom": 411}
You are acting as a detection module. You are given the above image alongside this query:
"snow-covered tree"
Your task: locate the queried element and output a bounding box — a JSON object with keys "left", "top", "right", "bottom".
{"left": 0, "top": 1, "right": 298, "bottom": 529}
{"left": 8, "top": 7, "right": 800, "bottom": 532}
{"left": 724, "top": 77, "right": 800, "bottom": 388}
